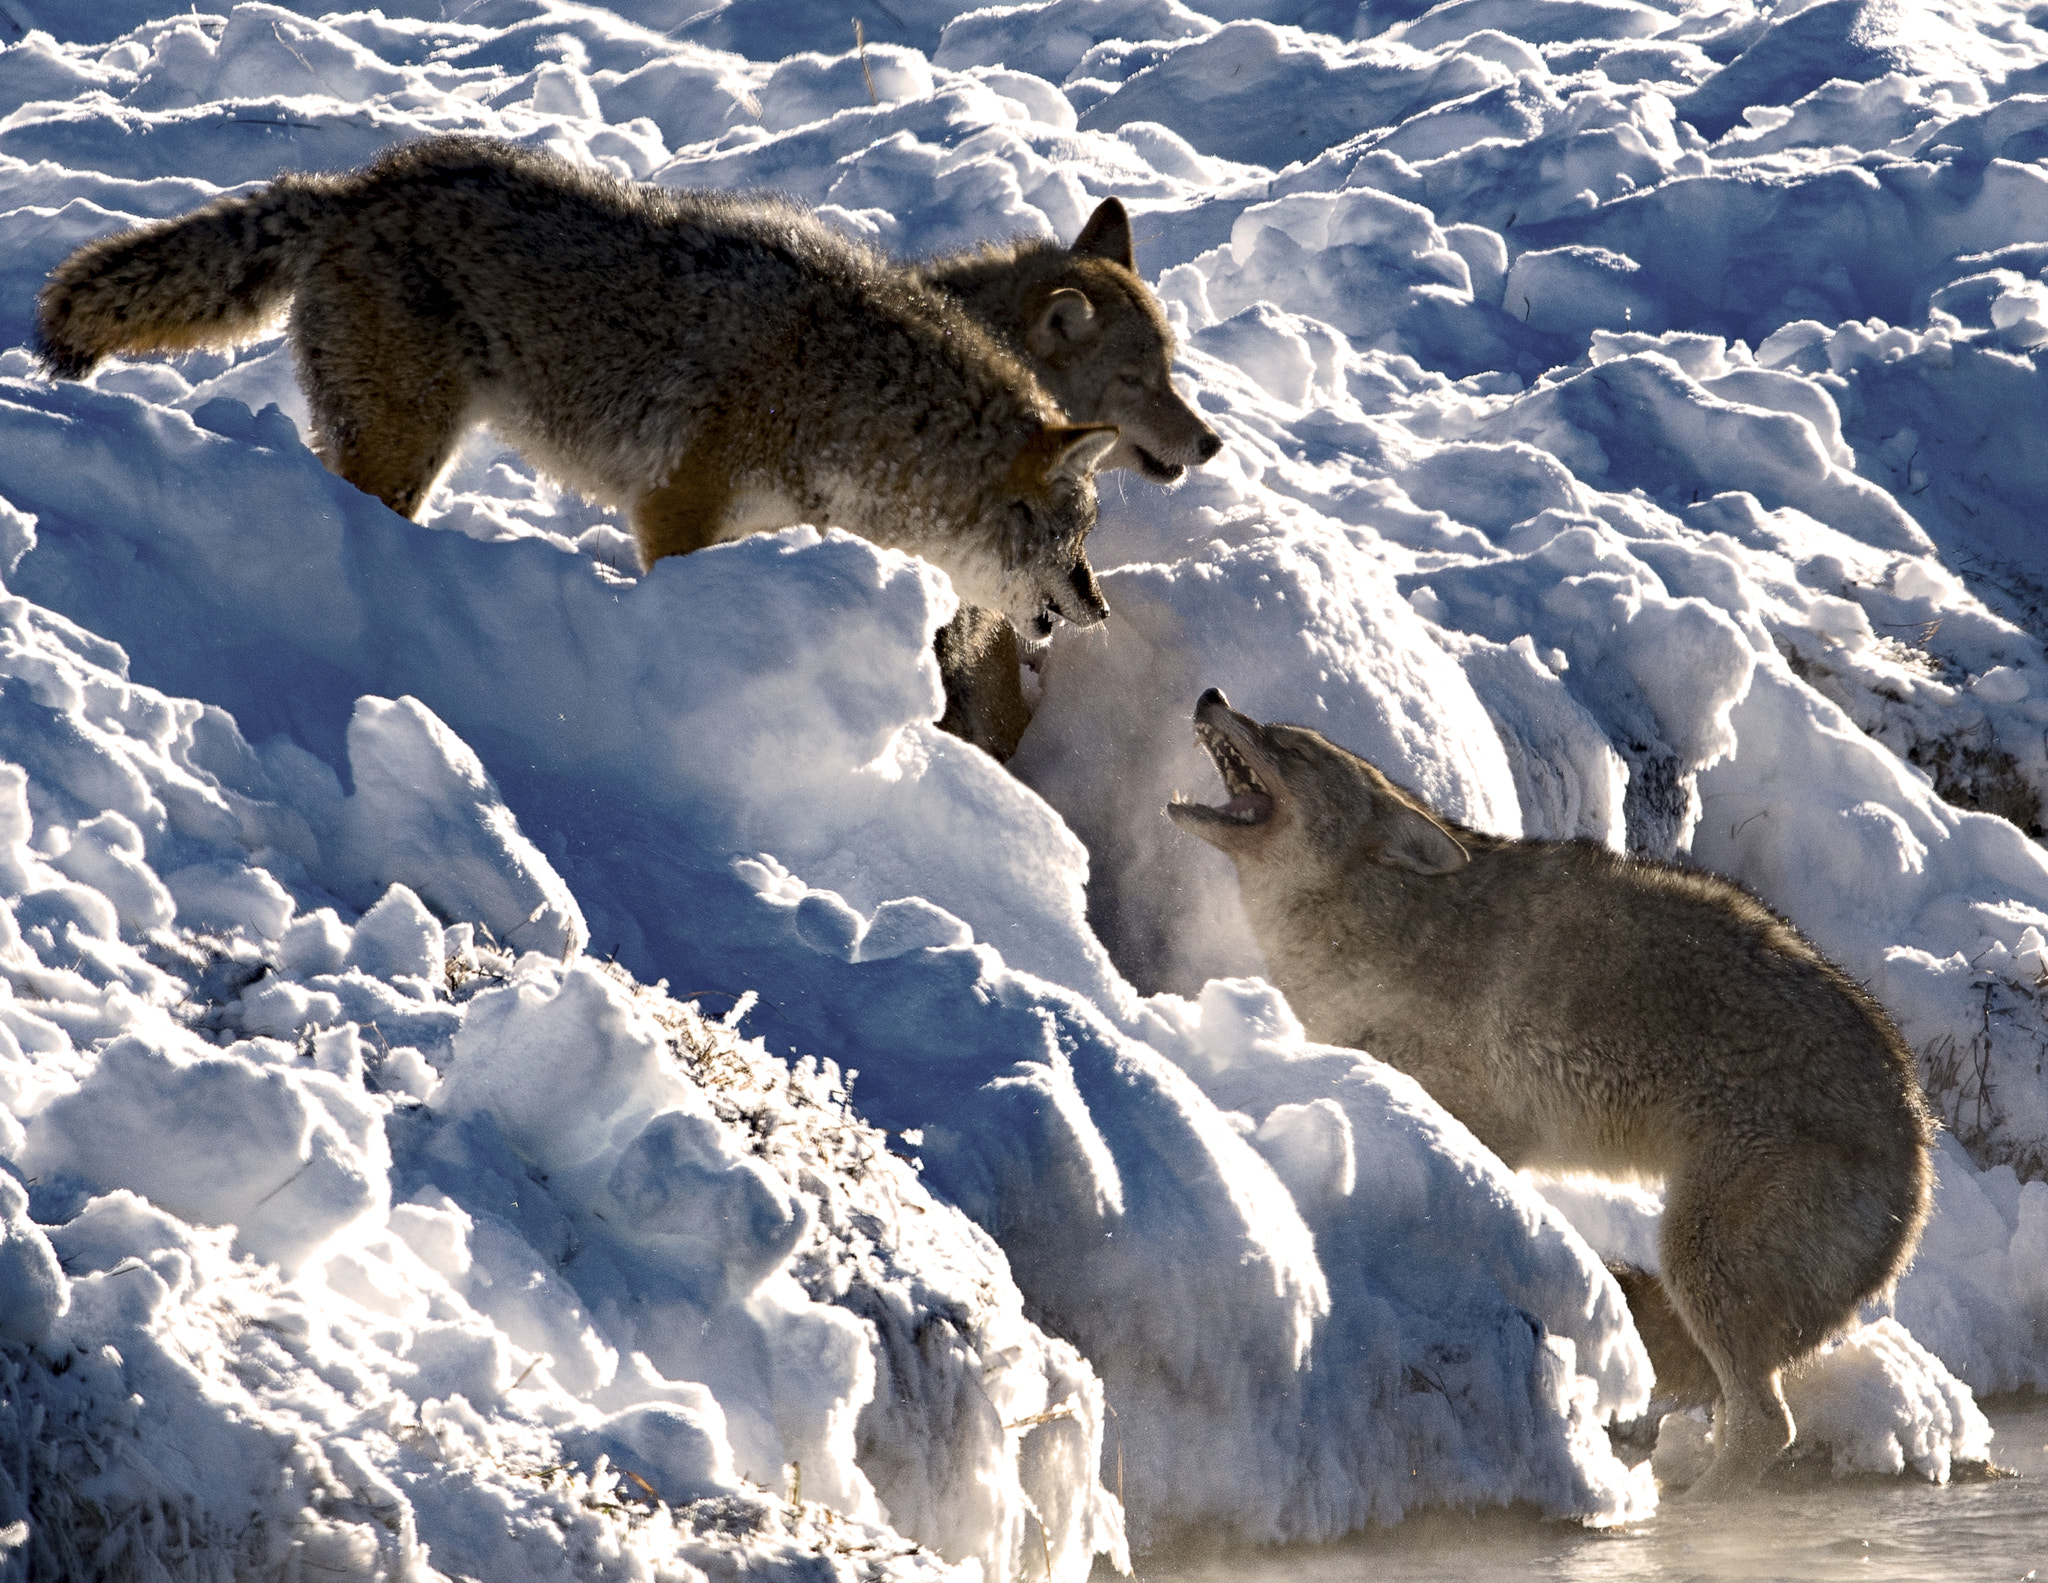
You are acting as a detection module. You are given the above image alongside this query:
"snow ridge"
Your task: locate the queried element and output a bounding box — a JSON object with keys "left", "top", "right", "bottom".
{"left": 7, "top": 0, "right": 2048, "bottom": 1571}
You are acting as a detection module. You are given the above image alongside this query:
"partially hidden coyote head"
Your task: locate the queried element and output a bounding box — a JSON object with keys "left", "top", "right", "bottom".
{"left": 1026, "top": 200, "right": 1222, "bottom": 484}
{"left": 975, "top": 422, "right": 1118, "bottom": 638}
{"left": 1166, "top": 688, "right": 1469, "bottom": 879}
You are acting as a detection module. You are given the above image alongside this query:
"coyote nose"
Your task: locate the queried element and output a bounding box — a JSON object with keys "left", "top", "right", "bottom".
{"left": 1197, "top": 687, "right": 1230, "bottom": 713}
{"left": 1196, "top": 428, "right": 1223, "bottom": 462}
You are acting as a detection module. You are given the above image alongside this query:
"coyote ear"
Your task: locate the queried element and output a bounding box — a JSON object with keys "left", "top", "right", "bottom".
{"left": 1071, "top": 198, "right": 1135, "bottom": 270}
{"left": 1374, "top": 800, "right": 1468, "bottom": 877}
{"left": 1028, "top": 287, "right": 1097, "bottom": 358}
{"left": 1006, "top": 423, "right": 1121, "bottom": 492}
{"left": 1050, "top": 423, "right": 1119, "bottom": 481}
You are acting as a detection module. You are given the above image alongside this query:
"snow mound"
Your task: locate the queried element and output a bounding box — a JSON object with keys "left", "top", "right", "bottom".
{"left": 0, "top": 550, "right": 1120, "bottom": 1579}
{"left": 9, "top": 0, "right": 2048, "bottom": 1567}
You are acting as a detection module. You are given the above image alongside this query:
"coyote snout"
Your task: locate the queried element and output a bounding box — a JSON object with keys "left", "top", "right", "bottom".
{"left": 971, "top": 422, "right": 1116, "bottom": 638}
{"left": 1037, "top": 559, "right": 1110, "bottom": 637}
{"left": 1169, "top": 689, "right": 1934, "bottom": 1496}
{"left": 1030, "top": 268, "right": 1220, "bottom": 483}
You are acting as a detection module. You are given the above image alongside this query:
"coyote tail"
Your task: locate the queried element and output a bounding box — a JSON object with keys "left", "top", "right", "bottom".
{"left": 35, "top": 172, "right": 341, "bottom": 379}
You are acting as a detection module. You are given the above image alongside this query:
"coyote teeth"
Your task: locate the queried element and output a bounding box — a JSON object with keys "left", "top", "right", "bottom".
{"left": 1196, "top": 722, "right": 1264, "bottom": 801}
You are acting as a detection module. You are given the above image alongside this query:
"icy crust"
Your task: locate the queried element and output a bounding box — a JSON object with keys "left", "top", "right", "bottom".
{"left": 0, "top": 1194, "right": 982, "bottom": 1583}
{"left": 0, "top": 393, "right": 1668, "bottom": 1542}
{"left": 6, "top": 951, "right": 1126, "bottom": 1583}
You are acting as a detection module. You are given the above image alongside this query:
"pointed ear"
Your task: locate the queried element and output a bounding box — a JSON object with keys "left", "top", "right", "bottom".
{"left": 1050, "top": 423, "right": 1119, "bottom": 482}
{"left": 1027, "top": 287, "right": 1097, "bottom": 359}
{"left": 1374, "top": 799, "right": 1468, "bottom": 876}
{"left": 1071, "top": 198, "right": 1135, "bottom": 270}
{"left": 1006, "top": 423, "right": 1121, "bottom": 492}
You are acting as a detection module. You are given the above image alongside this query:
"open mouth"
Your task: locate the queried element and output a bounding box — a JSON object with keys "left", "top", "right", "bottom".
{"left": 1134, "top": 445, "right": 1186, "bottom": 484}
{"left": 1170, "top": 709, "right": 1275, "bottom": 828}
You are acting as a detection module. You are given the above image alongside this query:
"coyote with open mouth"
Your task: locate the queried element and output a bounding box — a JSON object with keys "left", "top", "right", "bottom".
{"left": 1169, "top": 687, "right": 1934, "bottom": 1495}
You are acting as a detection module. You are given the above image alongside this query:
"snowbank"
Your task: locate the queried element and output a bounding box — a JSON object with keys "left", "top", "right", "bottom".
{"left": 7, "top": 0, "right": 2048, "bottom": 1571}
{"left": 0, "top": 566, "right": 1122, "bottom": 1579}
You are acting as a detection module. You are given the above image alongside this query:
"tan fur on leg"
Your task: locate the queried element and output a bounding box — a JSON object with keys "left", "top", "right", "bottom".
{"left": 633, "top": 471, "right": 734, "bottom": 569}
{"left": 935, "top": 605, "right": 1033, "bottom": 761}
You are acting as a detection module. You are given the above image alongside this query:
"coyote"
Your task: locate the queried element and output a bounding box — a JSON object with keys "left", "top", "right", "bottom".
{"left": 921, "top": 198, "right": 1224, "bottom": 758}
{"left": 35, "top": 136, "right": 1115, "bottom": 641}
{"left": 1167, "top": 688, "right": 1934, "bottom": 1494}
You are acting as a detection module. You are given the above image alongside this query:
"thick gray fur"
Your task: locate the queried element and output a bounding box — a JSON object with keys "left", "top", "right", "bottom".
{"left": 1168, "top": 688, "right": 1935, "bottom": 1495}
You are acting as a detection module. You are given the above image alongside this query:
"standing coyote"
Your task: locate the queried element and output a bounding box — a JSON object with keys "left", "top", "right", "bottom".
{"left": 1167, "top": 689, "right": 1934, "bottom": 1494}
{"left": 919, "top": 198, "right": 1225, "bottom": 758}
{"left": 35, "top": 136, "right": 1116, "bottom": 642}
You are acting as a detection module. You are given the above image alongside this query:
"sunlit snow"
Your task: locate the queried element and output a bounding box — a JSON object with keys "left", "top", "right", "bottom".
{"left": 4, "top": 0, "right": 2048, "bottom": 1577}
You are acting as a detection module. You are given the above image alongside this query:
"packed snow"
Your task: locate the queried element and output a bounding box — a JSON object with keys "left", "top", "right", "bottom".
{"left": 5, "top": 0, "right": 2048, "bottom": 1575}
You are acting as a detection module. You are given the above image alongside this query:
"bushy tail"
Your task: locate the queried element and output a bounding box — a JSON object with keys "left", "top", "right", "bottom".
{"left": 35, "top": 172, "right": 342, "bottom": 379}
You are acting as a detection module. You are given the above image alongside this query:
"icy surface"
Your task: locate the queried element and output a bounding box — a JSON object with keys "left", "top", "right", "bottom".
{"left": 6, "top": 0, "right": 2048, "bottom": 1573}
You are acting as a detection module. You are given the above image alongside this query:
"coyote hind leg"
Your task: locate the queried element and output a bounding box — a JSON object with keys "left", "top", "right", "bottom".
{"left": 290, "top": 280, "right": 471, "bottom": 520}
{"left": 316, "top": 392, "right": 468, "bottom": 519}
{"left": 1607, "top": 1262, "right": 1719, "bottom": 1410}
{"left": 1658, "top": 1150, "right": 1829, "bottom": 1493}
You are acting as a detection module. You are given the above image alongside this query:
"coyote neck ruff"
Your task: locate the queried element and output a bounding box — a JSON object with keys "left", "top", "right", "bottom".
{"left": 1168, "top": 687, "right": 1934, "bottom": 1496}
{"left": 35, "top": 135, "right": 1116, "bottom": 638}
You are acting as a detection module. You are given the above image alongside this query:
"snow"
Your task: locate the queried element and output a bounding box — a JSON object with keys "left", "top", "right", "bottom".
{"left": 4, "top": 0, "right": 2048, "bottom": 1573}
